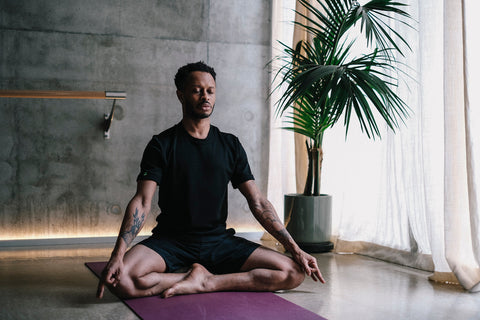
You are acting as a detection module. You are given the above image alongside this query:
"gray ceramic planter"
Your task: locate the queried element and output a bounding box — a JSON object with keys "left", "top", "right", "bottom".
{"left": 284, "top": 194, "right": 334, "bottom": 253}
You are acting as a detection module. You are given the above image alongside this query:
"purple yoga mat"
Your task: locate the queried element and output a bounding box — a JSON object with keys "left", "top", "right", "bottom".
{"left": 86, "top": 261, "right": 326, "bottom": 320}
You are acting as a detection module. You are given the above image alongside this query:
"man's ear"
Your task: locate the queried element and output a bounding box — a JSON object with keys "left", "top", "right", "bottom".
{"left": 176, "top": 90, "right": 184, "bottom": 104}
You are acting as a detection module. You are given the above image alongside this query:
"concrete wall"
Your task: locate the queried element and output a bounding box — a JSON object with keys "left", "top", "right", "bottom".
{"left": 0, "top": 0, "right": 272, "bottom": 240}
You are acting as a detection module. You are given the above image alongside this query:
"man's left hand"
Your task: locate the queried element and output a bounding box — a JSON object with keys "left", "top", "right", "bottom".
{"left": 292, "top": 249, "right": 325, "bottom": 283}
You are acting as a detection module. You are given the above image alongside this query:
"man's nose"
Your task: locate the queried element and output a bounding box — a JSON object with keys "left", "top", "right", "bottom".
{"left": 200, "top": 90, "right": 209, "bottom": 101}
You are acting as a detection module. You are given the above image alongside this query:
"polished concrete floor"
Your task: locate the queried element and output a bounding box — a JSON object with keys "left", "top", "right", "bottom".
{"left": 1, "top": 238, "right": 479, "bottom": 320}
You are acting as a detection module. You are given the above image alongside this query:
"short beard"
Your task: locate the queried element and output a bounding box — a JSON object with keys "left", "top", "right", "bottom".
{"left": 185, "top": 104, "right": 215, "bottom": 120}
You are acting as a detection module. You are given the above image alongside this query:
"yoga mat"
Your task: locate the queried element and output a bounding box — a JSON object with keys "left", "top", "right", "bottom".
{"left": 86, "top": 261, "right": 326, "bottom": 320}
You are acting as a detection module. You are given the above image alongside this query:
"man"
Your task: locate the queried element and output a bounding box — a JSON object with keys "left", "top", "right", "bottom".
{"left": 96, "top": 61, "right": 324, "bottom": 300}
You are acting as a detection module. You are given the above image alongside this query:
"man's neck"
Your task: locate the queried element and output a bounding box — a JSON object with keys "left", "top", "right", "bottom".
{"left": 181, "top": 118, "right": 211, "bottom": 139}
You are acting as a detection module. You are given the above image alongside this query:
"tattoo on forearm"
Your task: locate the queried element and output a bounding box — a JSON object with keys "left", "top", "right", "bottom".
{"left": 120, "top": 208, "right": 145, "bottom": 246}
{"left": 270, "top": 228, "right": 293, "bottom": 243}
{"left": 252, "top": 201, "right": 293, "bottom": 243}
{"left": 259, "top": 208, "right": 279, "bottom": 225}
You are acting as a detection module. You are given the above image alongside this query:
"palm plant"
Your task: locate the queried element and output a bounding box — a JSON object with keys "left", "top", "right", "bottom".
{"left": 273, "top": 0, "right": 412, "bottom": 196}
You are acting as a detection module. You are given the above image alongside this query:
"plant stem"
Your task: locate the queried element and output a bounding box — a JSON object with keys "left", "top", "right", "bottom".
{"left": 303, "top": 144, "right": 323, "bottom": 196}
{"left": 304, "top": 140, "right": 313, "bottom": 196}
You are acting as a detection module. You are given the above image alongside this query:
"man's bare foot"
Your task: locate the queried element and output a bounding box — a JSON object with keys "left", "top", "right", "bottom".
{"left": 162, "top": 263, "right": 213, "bottom": 298}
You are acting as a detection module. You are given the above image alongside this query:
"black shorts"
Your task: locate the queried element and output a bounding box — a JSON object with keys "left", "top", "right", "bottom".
{"left": 138, "top": 229, "right": 261, "bottom": 274}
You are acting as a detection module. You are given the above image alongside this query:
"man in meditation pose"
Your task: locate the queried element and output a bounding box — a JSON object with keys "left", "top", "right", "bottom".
{"left": 96, "top": 61, "right": 324, "bottom": 300}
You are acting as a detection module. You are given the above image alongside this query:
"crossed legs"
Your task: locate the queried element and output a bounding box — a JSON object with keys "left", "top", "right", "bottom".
{"left": 110, "top": 244, "right": 305, "bottom": 299}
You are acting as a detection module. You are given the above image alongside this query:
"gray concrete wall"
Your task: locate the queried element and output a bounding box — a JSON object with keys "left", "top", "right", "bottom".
{"left": 0, "top": 0, "right": 272, "bottom": 240}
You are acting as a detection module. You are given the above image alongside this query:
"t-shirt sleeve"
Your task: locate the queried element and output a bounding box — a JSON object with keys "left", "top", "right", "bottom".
{"left": 137, "top": 137, "right": 164, "bottom": 185}
{"left": 231, "top": 137, "right": 255, "bottom": 189}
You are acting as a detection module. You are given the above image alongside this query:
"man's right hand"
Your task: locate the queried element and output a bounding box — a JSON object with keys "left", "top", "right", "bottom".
{"left": 96, "top": 256, "right": 124, "bottom": 299}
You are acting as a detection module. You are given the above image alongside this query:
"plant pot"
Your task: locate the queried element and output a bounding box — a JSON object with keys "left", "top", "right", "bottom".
{"left": 284, "top": 194, "right": 334, "bottom": 253}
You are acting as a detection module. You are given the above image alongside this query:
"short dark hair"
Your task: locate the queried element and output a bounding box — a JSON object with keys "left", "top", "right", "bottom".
{"left": 174, "top": 61, "right": 216, "bottom": 91}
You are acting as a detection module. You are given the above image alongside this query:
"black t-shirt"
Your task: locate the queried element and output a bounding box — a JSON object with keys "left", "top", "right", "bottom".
{"left": 137, "top": 122, "right": 254, "bottom": 236}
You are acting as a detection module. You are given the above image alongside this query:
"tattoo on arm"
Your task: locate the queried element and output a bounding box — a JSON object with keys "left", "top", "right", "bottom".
{"left": 270, "top": 228, "right": 293, "bottom": 243}
{"left": 252, "top": 201, "right": 293, "bottom": 244}
{"left": 120, "top": 208, "right": 145, "bottom": 246}
{"left": 258, "top": 208, "right": 278, "bottom": 224}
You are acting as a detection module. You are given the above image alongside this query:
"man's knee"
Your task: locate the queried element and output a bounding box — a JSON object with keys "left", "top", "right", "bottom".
{"left": 108, "top": 271, "right": 146, "bottom": 299}
{"left": 264, "top": 259, "right": 305, "bottom": 290}
{"left": 109, "top": 284, "right": 132, "bottom": 299}
{"left": 282, "top": 261, "right": 305, "bottom": 289}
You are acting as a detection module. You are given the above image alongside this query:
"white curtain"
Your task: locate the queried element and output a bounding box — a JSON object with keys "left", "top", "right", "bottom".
{"left": 440, "top": 0, "right": 480, "bottom": 291}
{"left": 268, "top": 0, "right": 297, "bottom": 217}
{"left": 269, "top": 0, "right": 480, "bottom": 291}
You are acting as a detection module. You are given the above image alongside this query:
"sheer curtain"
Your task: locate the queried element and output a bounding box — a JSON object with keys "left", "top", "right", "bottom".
{"left": 441, "top": 0, "right": 480, "bottom": 291}
{"left": 269, "top": 0, "right": 480, "bottom": 291}
{"left": 268, "top": 0, "right": 296, "bottom": 216}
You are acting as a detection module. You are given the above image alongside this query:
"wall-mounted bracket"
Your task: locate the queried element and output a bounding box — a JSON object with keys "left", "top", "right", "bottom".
{"left": 104, "top": 99, "right": 117, "bottom": 139}
{"left": 103, "top": 91, "right": 126, "bottom": 139}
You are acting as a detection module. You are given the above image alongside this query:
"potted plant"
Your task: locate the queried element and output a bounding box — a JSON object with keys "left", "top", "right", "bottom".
{"left": 272, "top": 0, "right": 412, "bottom": 252}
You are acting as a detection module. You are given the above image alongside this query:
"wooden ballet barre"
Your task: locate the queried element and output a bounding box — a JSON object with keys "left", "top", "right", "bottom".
{"left": 0, "top": 90, "right": 126, "bottom": 100}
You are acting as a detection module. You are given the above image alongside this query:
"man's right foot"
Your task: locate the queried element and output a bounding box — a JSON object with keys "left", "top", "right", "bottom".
{"left": 162, "top": 263, "right": 213, "bottom": 298}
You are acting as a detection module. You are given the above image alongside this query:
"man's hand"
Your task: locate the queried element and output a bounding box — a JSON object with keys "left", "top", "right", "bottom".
{"left": 291, "top": 249, "right": 325, "bottom": 283}
{"left": 96, "top": 256, "right": 124, "bottom": 299}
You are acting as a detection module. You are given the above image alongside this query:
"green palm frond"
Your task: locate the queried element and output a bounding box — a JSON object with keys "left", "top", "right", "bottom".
{"left": 355, "top": 1, "right": 412, "bottom": 55}
{"left": 273, "top": 0, "right": 413, "bottom": 146}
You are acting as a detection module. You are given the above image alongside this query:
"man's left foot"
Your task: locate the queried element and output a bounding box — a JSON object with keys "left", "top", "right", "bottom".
{"left": 162, "top": 263, "right": 213, "bottom": 298}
